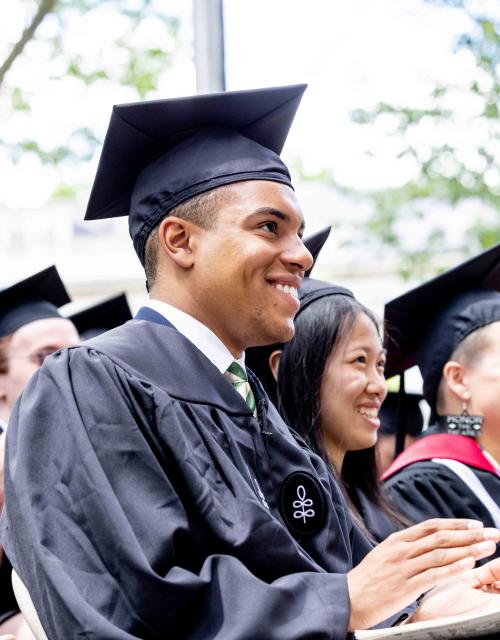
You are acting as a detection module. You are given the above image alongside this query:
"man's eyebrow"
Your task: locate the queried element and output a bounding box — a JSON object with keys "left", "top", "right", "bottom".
{"left": 251, "top": 207, "right": 306, "bottom": 232}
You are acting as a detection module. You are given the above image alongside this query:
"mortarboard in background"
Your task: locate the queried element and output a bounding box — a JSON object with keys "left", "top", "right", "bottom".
{"left": 384, "top": 242, "right": 500, "bottom": 416}
{"left": 0, "top": 266, "right": 71, "bottom": 339}
{"left": 85, "top": 84, "right": 307, "bottom": 265}
{"left": 69, "top": 293, "right": 132, "bottom": 340}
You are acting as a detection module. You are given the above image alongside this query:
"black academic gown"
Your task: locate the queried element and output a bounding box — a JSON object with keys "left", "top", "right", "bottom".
{"left": 0, "top": 556, "right": 18, "bottom": 624}
{"left": 0, "top": 419, "right": 20, "bottom": 625}
{"left": 352, "top": 489, "right": 400, "bottom": 543}
{"left": 384, "top": 428, "right": 500, "bottom": 557}
{"left": 2, "top": 312, "right": 413, "bottom": 639}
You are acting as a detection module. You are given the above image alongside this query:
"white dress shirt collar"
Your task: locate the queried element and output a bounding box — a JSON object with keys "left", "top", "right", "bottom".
{"left": 145, "top": 299, "right": 245, "bottom": 374}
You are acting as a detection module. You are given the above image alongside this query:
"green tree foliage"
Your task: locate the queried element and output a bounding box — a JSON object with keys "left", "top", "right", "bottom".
{"left": 342, "top": 1, "right": 500, "bottom": 278}
{"left": 0, "top": 0, "right": 180, "bottom": 201}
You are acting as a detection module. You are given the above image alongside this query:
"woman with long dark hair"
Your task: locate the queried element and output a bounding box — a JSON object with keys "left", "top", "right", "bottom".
{"left": 274, "top": 278, "right": 409, "bottom": 542}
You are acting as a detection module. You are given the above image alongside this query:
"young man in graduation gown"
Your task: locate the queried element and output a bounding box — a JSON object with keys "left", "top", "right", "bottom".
{"left": 0, "top": 266, "right": 79, "bottom": 637}
{"left": 4, "top": 86, "right": 500, "bottom": 639}
{"left": 383, "top": 245, "right": 500, "bottom": 544}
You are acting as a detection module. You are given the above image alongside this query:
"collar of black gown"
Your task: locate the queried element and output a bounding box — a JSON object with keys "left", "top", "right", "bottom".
{"left": 384, "top": 243, "right": 500, "bottom": 412}
{"left": 84, "top": 84, "right": 307, "bottom": 265}
{"left": 0, "top": 266, "right": 71, "bottom": 338}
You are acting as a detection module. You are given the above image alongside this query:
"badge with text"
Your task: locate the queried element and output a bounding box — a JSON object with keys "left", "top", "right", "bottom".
{"left": 279, "top": 471, "right": 326, "bottom": 537}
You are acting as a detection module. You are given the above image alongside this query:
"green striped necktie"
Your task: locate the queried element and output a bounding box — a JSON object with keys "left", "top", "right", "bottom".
{"left": 224, "top": 361, "right": 257, "bottom": 413}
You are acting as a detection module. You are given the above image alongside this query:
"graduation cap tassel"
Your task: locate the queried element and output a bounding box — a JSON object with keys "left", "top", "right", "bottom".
{"left": 394, "top": 373, "right": 408, "bottom": 458}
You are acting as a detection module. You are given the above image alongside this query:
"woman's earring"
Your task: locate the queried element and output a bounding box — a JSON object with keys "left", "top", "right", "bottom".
{"left": 439, "top": 397, "right": 483, "bottom": 437}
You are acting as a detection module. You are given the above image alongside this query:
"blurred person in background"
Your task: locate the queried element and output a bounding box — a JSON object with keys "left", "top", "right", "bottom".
{"left": 376, "top": 390, "right": 424, "bottom": 475}
{"left": 0, "top": 267, "right": 79, "bottom": 431}
{"left": 0, "top": 266, "right": 79, "bottom": 639}
{"left": 383, "top": 244, "right": 500, "bottom": 550}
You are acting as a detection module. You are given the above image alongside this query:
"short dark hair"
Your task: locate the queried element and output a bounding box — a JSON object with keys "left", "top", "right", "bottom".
{"left": 144, "top": 184, "right": 235, "bottom": 288}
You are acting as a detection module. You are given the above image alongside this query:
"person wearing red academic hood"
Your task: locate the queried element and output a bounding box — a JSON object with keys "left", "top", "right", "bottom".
{"left": 383, "top": 244, "right": 500, "bottom": 555}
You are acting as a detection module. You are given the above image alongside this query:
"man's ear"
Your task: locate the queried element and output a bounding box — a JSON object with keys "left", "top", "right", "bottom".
{"left": 157, "top": 216, "right": 198, "bottom": 269}
{"left": 269, "top": 349, "right": 283, "bottom": 381}
{"left": 442, "top": 360, "right": 471, "bottom": 404}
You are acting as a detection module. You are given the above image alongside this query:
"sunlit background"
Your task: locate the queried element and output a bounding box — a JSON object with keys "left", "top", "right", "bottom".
{"left": 1, "top": 0, "right": 499, "bottom": 393}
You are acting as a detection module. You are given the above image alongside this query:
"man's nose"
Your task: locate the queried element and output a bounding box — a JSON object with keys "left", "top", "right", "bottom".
{"left": 282, "top": 236, "right": 313, "bottom": 273}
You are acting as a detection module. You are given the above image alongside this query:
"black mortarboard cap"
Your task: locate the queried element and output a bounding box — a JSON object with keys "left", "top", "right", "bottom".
{"left": 85, "top": 84, "right": 307, "bottom": 265}
{"left": 379, "top": 391, "right": 424, "bottom": 437}
{"left": 69, "top": 293, "right": 132, "bottom": 340}
{"left": 297, "top": 278, "right": 354, "bottom": 318}
{"left": 0, "top": 266, "right": 71, "bottom": 338}
{"left": 385, "top": 243, "right": 500, "bottom": 412}
{"left": 304, "top": 226, "right": 331, "bottom": 277}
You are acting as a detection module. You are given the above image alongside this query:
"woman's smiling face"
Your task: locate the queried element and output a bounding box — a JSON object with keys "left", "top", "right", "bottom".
{"left": 320, "top": 312, "right": 387, "bottom": 467}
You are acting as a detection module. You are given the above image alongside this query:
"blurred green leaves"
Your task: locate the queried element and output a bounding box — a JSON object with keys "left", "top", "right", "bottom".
{"left": 1, "top": 0, "right": 180, "bottom": 201}
{"left": 334, "top": 1, "right": 500, "bottom": 278}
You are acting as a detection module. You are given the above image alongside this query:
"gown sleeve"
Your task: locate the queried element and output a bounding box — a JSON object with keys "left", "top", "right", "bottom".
{"left": 384, "top": 462, "right": 497, "bottom": 530}
{"left": 1, "top": 347, "right": 354, "bottom": 640}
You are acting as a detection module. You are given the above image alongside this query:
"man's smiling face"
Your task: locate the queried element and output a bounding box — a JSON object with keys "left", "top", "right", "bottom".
{"left": 189, "top": 180, "right": 313, "bottom": 356}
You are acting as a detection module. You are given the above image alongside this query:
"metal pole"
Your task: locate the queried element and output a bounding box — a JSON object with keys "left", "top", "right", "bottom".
{"left": 193, "top": 0, "right": 226, "bottom": 93}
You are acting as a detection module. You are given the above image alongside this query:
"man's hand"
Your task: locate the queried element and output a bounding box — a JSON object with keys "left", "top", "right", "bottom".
{"left": 347, "top": 518, "right": 500, "bottom": 631}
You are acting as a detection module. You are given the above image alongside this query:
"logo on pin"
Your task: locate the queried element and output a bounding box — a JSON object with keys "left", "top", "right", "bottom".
{"left": 279, "top": 471, "right": 326, "bottom": 536}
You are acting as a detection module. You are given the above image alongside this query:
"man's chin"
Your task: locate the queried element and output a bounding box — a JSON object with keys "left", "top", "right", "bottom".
{"left": 252, "top": 321, "right": 295, "bottom": 348}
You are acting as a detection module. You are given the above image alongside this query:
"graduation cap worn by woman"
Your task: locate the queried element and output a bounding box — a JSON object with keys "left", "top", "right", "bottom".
{"left": 382, "top": 244, "right": 500, "bottom": 538}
